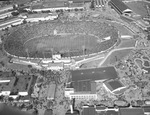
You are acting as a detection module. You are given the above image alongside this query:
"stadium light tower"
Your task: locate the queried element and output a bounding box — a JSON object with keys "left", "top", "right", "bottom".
{"left": 42, "top": 51, "right": 45, "bottom": 59}
{"left": 25, "top": 48, "right": 30, "bottom": 59}
{"left": 82, "top": 45, "right": 85, "bottom": 58}
{"left": 51, "top": 48, "right": 54, "bottom": 58}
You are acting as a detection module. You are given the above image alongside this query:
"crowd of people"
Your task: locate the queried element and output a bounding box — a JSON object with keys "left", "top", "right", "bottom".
{"left": 4, "top": 20, "right": 118, "bottom": 58}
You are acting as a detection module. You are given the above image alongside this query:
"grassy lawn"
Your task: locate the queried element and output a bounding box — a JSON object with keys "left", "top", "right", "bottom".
{"left": 106, "top": 21, "right": 134, "bottom": 36}
{"left": 101, "top": 49, "right": 133, "bottom": 67}
{"left": 116, "top": 39, "right": 136, "bottom": 48}
{"left": 126, "top": 1, "right": 149, "bottom": 17}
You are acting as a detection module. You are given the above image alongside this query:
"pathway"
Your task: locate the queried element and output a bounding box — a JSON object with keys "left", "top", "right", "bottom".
{"left": 98, "top": 47, "right": 135, "bottom": 67}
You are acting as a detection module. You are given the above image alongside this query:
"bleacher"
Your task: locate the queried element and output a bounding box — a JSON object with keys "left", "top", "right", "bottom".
{"left": 4, "top": 20, "right": 118, "bottom": 58}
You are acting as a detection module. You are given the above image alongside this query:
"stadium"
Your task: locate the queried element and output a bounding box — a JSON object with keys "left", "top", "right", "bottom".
{"left": 3, "top": 20, "right": 118, "bottom": 59}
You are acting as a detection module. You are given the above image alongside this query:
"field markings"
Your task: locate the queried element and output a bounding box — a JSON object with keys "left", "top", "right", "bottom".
{"left": 98, "top": 47, "right": 135, "bottom": 67}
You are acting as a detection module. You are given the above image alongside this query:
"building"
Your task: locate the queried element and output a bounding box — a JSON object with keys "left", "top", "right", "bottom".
{"left": 0, "top": 11, "right": 13, "bottom": 20}
{"left": 30, "top": 1, "right": 69, "bottom": 12}
{"left": 82, "top": 106, "right": 96, "bottom": 115}
{"left": 26, "top": 13, "right": 58, "bottom": 22}
{"left": 95, "top": 106, "right": 106, "bottom": 112}
{"left": 0, "top": 77, "right": 16, "bottom": 96}
{"left": 65, "top": 66, "right": 118, "bottom": 100}
{"left": 103, "top": 79, "right": 127, "bottom": 95}
{"left": 0, "top": 17, "right": 24, "bottom": 30}
{"left": 47, "top": 83, "right": 56, "bottom": 100}
{"left": 0, "top": 5, "right": 14, "bottom": 13}
{"left": 70, "top": 66, "right": 118, "bottom": 82}
{"left": 119, "top": 107, "right": 144, "bottom": 115}
{"left": 68, "top": 0, "right": 91, "bottom": 3}
{"left": 44, "top": 109, "right": 53, "bottom": 115}
{"left": 10, "top": 76, "right": 33, "bottom": 96}
{"left": 109, "top": 0, "right": 132, "bottom": 15}
{"left": 133, "top": 20, "right": 150, "bottom": 30}
{"left": 142, "top": 106, "right": 150, "bottom": 115}
{"left": 94, "top": 0, "right": 106, "bottom": 8}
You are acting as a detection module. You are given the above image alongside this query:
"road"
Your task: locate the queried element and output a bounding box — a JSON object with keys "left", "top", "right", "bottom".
{"left": 98, "top": 47, "right": 135, "bottom": 67}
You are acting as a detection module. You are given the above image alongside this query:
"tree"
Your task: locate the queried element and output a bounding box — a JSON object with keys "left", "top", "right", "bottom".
{"left": 11, "top": 11, "right": 19, "bottom": 16}
{"left": 8, "top": 97, "right": 14, "bottom": 102}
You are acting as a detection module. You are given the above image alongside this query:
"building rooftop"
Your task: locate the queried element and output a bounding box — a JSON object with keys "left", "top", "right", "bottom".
{"left": 70, "top": 66, "right": 118, "bottom": 82}
{"left": 0, "top": 5, "right": 13, "bottom": 13}
{"left": 27, "top": 13, "right": 50, "bottom": 18}
{"left": 82, "top": 107, "right": 96, "bottom": 115}
{"left": 71, "top": 81, "right": 96, "bottom": 93}
{"left": 32, "top": 1, "right": 68, "bottom": 9}
{"left": 68, "top": 0, "right": 91, "bottom": 3}
{"left": 47, "top": 83, "right": 56, "bottom": 100}
{"left": 142, "top": 106, "right": 150, "bottom": 113}
{"left": 0, "top": 17, "right": 22, "bottom": 26}
{"left": 107, "top": 110, "right": 119, "bottom": 115}
{"left": 119, "top": 108, "right": 144, "bottom": 115}
{"left": 0, "top": 77, "right": 16, "bottom": 92}
{"left": 103, "top": 79, "right": 126, "bottom": 95}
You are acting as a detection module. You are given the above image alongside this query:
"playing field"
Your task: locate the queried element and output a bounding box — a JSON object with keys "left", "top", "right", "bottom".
{"left": 24, "top": 34, "right": 100, "bottom": 54}
{"left": 4, "top": 20, "right": 118, "bottom": 58}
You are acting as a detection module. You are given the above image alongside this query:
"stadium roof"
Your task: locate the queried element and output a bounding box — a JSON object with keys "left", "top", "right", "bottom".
{"left": 119, "top": 108, "right": 144, "bottom": 115}
{"left": 109, "top": 0, "right": 132, "bottom": 15}
{"left": 70, "top": 66, "right": 118, "bottom": 82}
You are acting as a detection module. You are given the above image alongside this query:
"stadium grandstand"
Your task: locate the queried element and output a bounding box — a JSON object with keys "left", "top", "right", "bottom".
{"left": 3, "top": 20, "right": 118, "bottom": 59}
{"left": 0, "top": 17, "right": 24, "bottom": 30}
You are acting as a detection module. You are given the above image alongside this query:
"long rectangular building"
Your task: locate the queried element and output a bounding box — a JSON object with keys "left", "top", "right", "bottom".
{"left": 70, "top": 66, "right": 118, "bottom": 82}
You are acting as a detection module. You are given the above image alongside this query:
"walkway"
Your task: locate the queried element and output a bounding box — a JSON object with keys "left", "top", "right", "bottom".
{"left": 98, "top": 47, "right": 135, "bottom": 67}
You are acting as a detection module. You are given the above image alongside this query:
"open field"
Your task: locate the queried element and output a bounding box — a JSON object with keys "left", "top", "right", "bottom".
{"left": 116, "top": 39, "right": 136, "bottom": 48}
{"left": 4, "top": 21, "right": 118, "bottom": 58}
{"left": 106, "top": 21, "right": 134, "bottom": 36}
{"left": 126, "top": 1, "right": 150, "bottom": 17}
{"left": 101, "top": 48, "right": 133, "bottom": 67}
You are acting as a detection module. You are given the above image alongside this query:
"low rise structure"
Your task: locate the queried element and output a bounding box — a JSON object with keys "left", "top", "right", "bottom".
{"left": 0, "top": 17, "right": 24, "bottom": 30}
{"left": 26, "top": 13, "right": 58, "bottom": 22}
{"left": 103, "top": 79, "right": 127, "bottom": 95}
{"left": 0, "top": 77, "right": 16, "bottom": 96}
{"left": 133, "top": 20, "right": 150, "bottom": 30}
{"left": 0, "top": 5, "right": 14, "bottom": 13}
{"left": 47, "top": 83, "right": 56, "bottom": 100}
{"left": 10, "top": 76, "right": 33, "bottom": 96}
{"left": 119, "top": 107, "right": 144, "bottom": 115}
{"left": 0, "top": 11, "right": 13, "bottom": 20}
{"left": 65, "top": 66, "right": 118, "bottom": 100}
{"left": 142, "top": 106, "right": 150, "bottom": 115}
